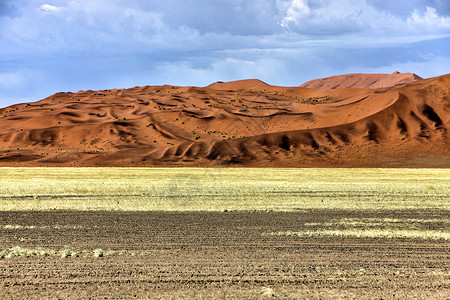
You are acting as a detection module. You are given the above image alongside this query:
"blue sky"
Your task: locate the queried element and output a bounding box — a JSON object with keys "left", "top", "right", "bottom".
{"left": 0, "top": 0, "right": 449, "bottom": 108}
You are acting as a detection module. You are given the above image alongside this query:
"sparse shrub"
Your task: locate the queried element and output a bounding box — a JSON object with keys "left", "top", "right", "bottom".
{"left": 104, "top": 250, "right": 117, "bottom": 256}
{"left": 261, "top": 287, "right": 275, "bottom": 297}
{"left": 93, "top": 248, "right": 104, "bottom": 257}
{"left": 93, "top": 248, "right": 117, "bottom": 257}
{"left": 5, "top": 246, "right": 47, "bottom": 258}
{"left": 60, "top": 248, "right": 79, "bottom": 258}
{"left": 60, "top": 249, "right": 71, "bottom": 258}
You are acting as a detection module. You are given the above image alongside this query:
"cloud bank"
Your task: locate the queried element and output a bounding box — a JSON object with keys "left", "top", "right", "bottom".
{"left": 0, "top": 0, "right": 449, "bottom": 106}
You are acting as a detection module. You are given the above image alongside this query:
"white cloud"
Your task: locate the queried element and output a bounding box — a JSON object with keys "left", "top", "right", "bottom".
{"left": 3, "top": 0, "right": 449, "bottom": 57}
{"left": 278, "top": 0, "right": 405, "bottom": 34}
{"left": 39, "top": 4, "right": 62, "bottom": 12}
{"left": 279, "top": 0, "right": 450, "bottom": 36}
{"left": 281, "top": 0, "right": 310, "bottom": 27}
{"left": 408, "top": 6, "right": 450, "bottom": 28}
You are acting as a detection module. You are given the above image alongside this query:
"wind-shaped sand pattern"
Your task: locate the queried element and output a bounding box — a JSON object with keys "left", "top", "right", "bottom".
{"left": 0, "top": 73, "right": 448, "bottom": 167}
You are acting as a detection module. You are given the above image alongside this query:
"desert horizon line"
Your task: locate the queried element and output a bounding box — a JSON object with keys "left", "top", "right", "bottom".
{"left": 2, "top": 70, "right": 431, "bottom": 108}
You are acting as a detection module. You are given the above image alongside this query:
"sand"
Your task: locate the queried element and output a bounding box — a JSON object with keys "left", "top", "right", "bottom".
{"left": 300, "top": 71, "right": 422, "bottom": 89}
{"left": 0, "top": 73, "right": 448, "bottom": 167}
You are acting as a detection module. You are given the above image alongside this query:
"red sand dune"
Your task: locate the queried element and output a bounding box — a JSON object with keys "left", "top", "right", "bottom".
{"left": 300, "top": 72, "right": 422, "bottom": 89}
{"left": 0, "top": 73, "right": 449, "bottom": 167}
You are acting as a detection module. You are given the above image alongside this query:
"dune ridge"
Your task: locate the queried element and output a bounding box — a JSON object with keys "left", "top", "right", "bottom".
{"left": 0, "top": 73, "right": 448, "bottom": 167}
{"left": 300, "top": 71, "right": 422, "bottom": 89}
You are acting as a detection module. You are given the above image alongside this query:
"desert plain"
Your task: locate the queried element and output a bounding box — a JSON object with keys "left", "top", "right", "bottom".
{"left": 0, "top": 72, "right": 449, "bottom": 299}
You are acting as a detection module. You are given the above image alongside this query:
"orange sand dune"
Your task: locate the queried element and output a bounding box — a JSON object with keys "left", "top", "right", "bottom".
{"left": 0, "top": 73, "right": 448, "bottom": 167}
{"left": 301, "top": 71, "right": 422, "bottom": 89}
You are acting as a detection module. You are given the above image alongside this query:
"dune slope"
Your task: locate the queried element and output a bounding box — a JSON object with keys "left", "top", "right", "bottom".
{"left": 0, "top": 74, "right": 448, "bottom": 167}
{"left": 300, "top": 72, "right": 422, "bottom": 89}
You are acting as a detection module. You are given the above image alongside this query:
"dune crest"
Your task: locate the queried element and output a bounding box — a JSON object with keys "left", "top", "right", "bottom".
{"left": 0, "top": 73, "right": 448, "bottom": 167}
{"left": 207, "top": 79, "right": 270, "bottom": 90}
{"left": 300, "top": 72, "right": 422, "bottom": 89}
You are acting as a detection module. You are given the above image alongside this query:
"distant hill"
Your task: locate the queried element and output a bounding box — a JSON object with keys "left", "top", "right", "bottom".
{"left": 300, "top": 72, "right": 422, "bottom": 89}
{"left": 207, "top": 79, "right": 270, "bottom": 90}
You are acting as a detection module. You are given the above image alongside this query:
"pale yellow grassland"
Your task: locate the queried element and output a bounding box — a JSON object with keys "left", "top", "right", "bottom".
{"left": 268, "top": 215, "right": 450, "bottom": 240}
{"left": 267, "top": 229, "right": 449, "bottom": 240}
{"left": 0, "top": 167, "right": 448, "bottom": 211}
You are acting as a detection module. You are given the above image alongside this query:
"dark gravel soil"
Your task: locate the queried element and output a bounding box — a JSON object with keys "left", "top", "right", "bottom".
{"left": 0, "top": 210, "right": 448, "bottom": 299}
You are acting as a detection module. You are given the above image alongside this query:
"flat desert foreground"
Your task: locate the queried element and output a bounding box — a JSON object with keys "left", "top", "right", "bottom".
{"left": 0, "top": 168, "right": 448, "bottom": 299}
{"left": 0, "top": 210, "right": 448, "bottom": 299}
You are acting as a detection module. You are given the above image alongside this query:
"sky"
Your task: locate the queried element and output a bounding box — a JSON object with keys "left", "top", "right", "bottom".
{"left": 0, "top": 0, "right": 449, "bottom": 108}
